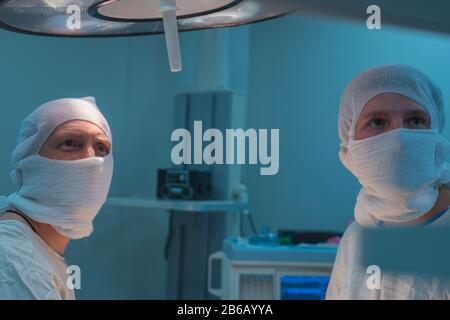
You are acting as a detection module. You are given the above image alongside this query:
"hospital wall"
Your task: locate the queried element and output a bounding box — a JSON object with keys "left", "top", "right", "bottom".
{"left": 0, "top": 11, "right": 450, "bottom": 299}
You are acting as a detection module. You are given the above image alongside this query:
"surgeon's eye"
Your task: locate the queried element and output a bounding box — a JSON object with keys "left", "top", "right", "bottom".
{"left": 58, "top": 139, "right": 82, "bottom": 151}
{"left": 96, "top": 142, "right": 110, "bottom": 156}
{"left": 368, "top": 118, "right": 387, "bottom": 128}
{"left": 407, "top": 116, "right": 428, "bottom": 129}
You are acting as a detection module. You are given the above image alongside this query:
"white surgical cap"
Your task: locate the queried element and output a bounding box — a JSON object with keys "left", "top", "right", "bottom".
{"left": 338, "top": 64, "right": 445, "bottom": 170}
{"left": 10, "top": 97, "right": 112, "bottom": 187}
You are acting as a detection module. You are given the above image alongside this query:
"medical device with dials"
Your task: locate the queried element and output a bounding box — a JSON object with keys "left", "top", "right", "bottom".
{"left": 157, "top": 168, "right": 212, "bottom": 200}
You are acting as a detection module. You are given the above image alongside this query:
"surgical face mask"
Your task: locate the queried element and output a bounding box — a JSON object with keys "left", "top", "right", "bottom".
{"left": 346, "top": 128, "right": 450, "bottom": 225}
{"left": 9, "top": 153, "right": 113, "bottom": 239}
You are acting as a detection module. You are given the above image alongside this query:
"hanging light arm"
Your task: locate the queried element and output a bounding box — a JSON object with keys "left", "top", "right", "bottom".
{"left": 159, "top": 0, "right": 182, "bottom": 72}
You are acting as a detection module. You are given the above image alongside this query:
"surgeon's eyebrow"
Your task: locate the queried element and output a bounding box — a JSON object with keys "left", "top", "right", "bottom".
{"left": 359, "top": 110, "right": 387, "bottom": 118}
{"left": 95, "top": 134, "right": 111, "bottom": 146}
{"left": 357, "top": 111, "right": 389, "bottom": 123}
{"left": 360, "top": 107, "right": 429, "bottom": 119}
{"left": 52, "top": 129, "right": 109, "bottom": 142}
{"left": 405, "top": 109, "right": 429, "bottom": 117}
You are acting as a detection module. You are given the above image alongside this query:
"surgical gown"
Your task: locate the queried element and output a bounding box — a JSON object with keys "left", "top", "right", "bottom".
{"left": 326, "top": 209, "right": 450, "bottom": 300}
{"left": 0, "top": 219, "right": 75, "bottom": 299}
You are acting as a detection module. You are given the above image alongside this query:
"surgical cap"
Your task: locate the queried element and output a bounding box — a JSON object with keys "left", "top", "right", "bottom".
{"left": 338, "top": 64, "right": 445, "bottom": 169}
{"left": 10, "top": 97, "right": 112, "bottom": 187}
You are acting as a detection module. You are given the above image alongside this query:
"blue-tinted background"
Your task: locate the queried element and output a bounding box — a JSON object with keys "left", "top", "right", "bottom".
{"left": 1, "top": 12, "right": 450, "bottom": 298}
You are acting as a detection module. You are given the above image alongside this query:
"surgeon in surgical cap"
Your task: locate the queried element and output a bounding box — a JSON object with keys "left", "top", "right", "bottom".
{"left": 0, "top": 97, "right": 113, "bottom": 300}
{"left": 327, "top": 65, "right": 450, "bottom": 299}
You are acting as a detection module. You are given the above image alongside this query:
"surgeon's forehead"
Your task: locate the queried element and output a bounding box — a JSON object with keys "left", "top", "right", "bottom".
{"left": 49, "top": 120, "right": 109, "bottom": 140}
{"left": 359, "top": 93, "right": 429, "bottom": 117}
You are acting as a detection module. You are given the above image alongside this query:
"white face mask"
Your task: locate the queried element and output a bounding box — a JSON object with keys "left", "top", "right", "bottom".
{"left": 8, "top": 153, "right": 113, "bottom": 239}
{"left": 346, "top": 128, "right": 450, "bottom": 225}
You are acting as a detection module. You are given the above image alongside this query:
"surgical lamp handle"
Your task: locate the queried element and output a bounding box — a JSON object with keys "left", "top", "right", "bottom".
{"left": 159, "top": 0, "right": 182, "bottom": 72}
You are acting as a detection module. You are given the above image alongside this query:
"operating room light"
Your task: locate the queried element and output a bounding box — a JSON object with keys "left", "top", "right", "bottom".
{"left": 0, "top": 0, "right": 298, "bottom": 71}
